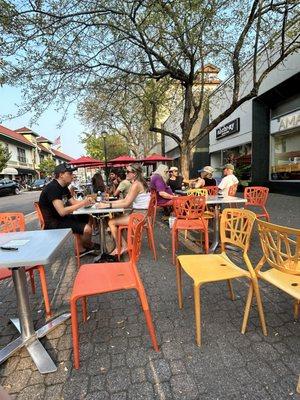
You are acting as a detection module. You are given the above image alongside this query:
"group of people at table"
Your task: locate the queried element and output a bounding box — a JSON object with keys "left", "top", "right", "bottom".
{"left": 38, "top": 162, "right": 239, "bottom": 258}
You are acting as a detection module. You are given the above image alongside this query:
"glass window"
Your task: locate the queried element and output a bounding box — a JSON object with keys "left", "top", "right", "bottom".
{"left": 17, "top": 147, "right": 26, "bottom": 163}
{"left": 270, "top": 131, "right": 300, "bottom": 181}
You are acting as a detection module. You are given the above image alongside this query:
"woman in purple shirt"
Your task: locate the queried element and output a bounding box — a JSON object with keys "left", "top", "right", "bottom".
{"left": 150, "top": 164, "right": 177, "bottom": 207}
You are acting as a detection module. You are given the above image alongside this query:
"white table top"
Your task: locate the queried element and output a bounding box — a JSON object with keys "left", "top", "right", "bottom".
{"left": 73, "top": 205, "right": 128, "bottom": 215}
{"left": 206, "top": 195, "right": 247, "bottom": 205}
{"left": 0, "top": 229, "right": 72, "bottom": 268}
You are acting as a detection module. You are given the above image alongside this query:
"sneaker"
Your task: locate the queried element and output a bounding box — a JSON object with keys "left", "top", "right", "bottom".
{"left": 79, "top": 249, "right": 96, "bottom": 258}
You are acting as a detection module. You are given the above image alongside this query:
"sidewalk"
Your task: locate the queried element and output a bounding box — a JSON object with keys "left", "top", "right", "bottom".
{"left": 0, "top": 193, "right": 299, "bottom": 399}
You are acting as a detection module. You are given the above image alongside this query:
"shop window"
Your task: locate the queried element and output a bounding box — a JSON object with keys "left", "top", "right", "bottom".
{"left": 270, "top": 131, "right": 300, "bottom": 181}
{"left": 17, "top": 147, "right": 27, "bottom": 163}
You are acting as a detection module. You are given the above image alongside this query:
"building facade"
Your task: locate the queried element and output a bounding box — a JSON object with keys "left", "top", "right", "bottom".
{"left": 209, "top": 50, "right": 300, "bottom": 194}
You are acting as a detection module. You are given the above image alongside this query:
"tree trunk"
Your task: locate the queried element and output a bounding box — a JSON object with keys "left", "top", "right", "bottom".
{"left": 180, "top": 141, "right": 191, "bottom": 180}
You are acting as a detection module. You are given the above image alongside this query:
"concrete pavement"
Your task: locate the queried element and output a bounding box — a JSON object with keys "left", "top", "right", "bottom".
{"left": 0, "top": 193, "right": 299, "bottom": 399}
{"left": 0, "top": 191, "right": 41, "bottom": 215}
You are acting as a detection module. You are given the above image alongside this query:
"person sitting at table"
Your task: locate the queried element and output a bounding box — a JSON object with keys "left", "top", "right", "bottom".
{"left": 114, "top": 171, "right": 132, "bottom": 199}
{"left": 194, "top": 166, "right": 216, "bottom": 188}
{"left": 107, "top": 169, "right": 121, "bottom": 195}
{"left": 167, "top": 167, "right": 184, "bottom": 192}
{"left": 39, "top": 163, "right": 98, "bottom": 257}
{"left": 96, "top": 163, "right": 150, "bottom": 256}
{"left": 150, "top": 164, "right": 177, "bottom": 205}
{"left": 218, "top": 163, "right": 239, "bottom": 196}
{"left": 68, "top": 173, "right": 84, "bottom": 198}
{"left": 92, "top": 171, "right": 106, "bottom": 194}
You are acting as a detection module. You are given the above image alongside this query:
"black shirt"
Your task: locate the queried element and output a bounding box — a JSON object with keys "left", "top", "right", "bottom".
{"left": 39, "top": 179, "right": 71, "bottom": 224}
{"left": 168, "top": 176, "right": 184, "bottom": 192}
{"left": 203, "top": 177, "right": 217, "bottom": 186}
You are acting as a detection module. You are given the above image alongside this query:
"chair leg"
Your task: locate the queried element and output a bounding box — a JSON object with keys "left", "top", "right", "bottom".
{"left": 70, "top": 298, "right": 80, "bottom": 369}
{"left": 172, "top": 227, "right": 177, "bottom": 265}
{"left": 293, "top": 299, "right": 299, "bottom": 321}
{"left": 252, "top": 280, "right": 268, "bottom": 336}
{"left": 28, "top": 270, "right": 36, "bottom": 294}
{"left": 74, "top": 235, "right": 81, "bottom": 269}
{"left": 37, "top": 266, "right": 52, "bottom": 318}
{"left": 241, "top": 282, "right": 254, "bottom": 334}
{"left": 204, "top": 228, "right": 209, "bottom": 254}
{"left": 176, "top": 259, "right": 183, "bottom": 309}
{"left": 227, "top": 279, "right": 235, "bottom": 301}
{"left": 82, "top": 297, "right": 88, "bottom": 322}
{"left": 147, "top": 223, "right": 157, "bottom": 261}
{"left": 194, "top": 284, "right": 202, "bottom": 346}
{"left": 137, "top": 289, "right": 159, "bottom": 352}
{"left": 184, "top": 230, "right": 188, "bottom": 240}
{"left": 117, "top": 227, "right": 122, "bottom": 261}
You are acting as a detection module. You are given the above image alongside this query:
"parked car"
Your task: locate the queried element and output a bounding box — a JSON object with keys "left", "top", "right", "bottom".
{"left": 0, "top": 179, "right": 21, "bottom": 196}
{"left": 28, "top": 178, "right": 48, "bottom": 191}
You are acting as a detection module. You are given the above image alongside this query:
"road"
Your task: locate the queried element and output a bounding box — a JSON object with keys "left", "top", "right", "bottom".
{"left": 0, "top": 190, "right": 41, "bottom": 215}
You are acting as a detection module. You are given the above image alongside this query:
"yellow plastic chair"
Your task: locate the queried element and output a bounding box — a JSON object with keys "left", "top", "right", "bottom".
{"left": 243, "top": 220, "right": 300, "bottom": 330}
{"left": 187, "top": 188, "right": 208, "bottom": 197}
{"left": 176, "top": 208, "right": 267, "bottom": 346}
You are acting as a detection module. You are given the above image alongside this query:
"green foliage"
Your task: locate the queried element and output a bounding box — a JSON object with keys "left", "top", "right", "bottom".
{"left": 0, "top": 142, "right": 11, "bottom": 172}
{"left": 80, "top": 133, "right": 129, "bottom": 161}
{"left": 39, "top": 157, "right": 56, "bottom": 176}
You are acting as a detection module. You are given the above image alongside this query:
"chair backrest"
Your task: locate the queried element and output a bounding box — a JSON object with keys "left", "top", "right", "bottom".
{"left": 147, "top": 191, "right": 157, "bottom": 228}
{"left": 244, "top": 186, "right": 269, "bottom": 206}
{"left": 220, "top": 208, "right": 256, "bottom": 252}
{"left": 187, "top": 188, "right": 208, "bottom": 197}
{"left": 228, "top": 184, "right": 238, "bottom": 196}
{"left": 0, "top": 213, "right": 25, "bottom": 232}
{"left": 127, "top": 213, "right": 146, "bottom": 263}
{"left": 173, "top": 195, "right": 206, "bottom": 219}
{"left": 257, "top": 219, "right": 300, "bottom": 275}
{"left": 205, "top": 186, "right": 218, "bottom": 196}
{"left": 34, "top": 202, "right": 45, "bottom": 230}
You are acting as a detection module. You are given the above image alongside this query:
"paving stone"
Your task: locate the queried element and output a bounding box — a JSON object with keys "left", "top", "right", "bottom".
{"left": 61, "top": 374, "right": 89, "bottom": 399}
{"left": 111, "top": 392, "right": 128, "bottom": 400}
{"left": 4, "top": 370, "right": 31, "bottom": 393}
{"left": 145, "top": 359, "right": 172, "bottom": 383}
{"left": 84, "top": 392, "right": 109, "bottom": 400}
{"left": 128, "top": 382, "right": 155, "bottom": 400}
{"left": 153, "top": 382, "right": 173, "bottom": 399}
{"left": 106, "top": 367, "right": 131, "bottom": 393}
{"left": 17, "top": 384, "right": 45, "bottom": 400}
{"left": 89, "top": 374, "right": 106, "bottom": 392}
{"left": 126, "top": 348, "right": 149, "bottom": 367}
{"left": 170, "top": 374, "right": 199, "bottom": 400}
{"left": 44, "top": 383, "right": 63, "bottom": 400}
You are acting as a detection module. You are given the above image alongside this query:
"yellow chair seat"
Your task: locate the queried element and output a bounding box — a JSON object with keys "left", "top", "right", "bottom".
{"left": 203, "top": 211, "right": 214, "bottom": 219}
{"left": 258, "top": 268, "right": 300, "bottom": 299}
{"left": 177, "top": 253, "right": 250, "bottom": 285}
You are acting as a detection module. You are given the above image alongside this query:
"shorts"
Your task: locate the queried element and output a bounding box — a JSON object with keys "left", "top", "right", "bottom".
{"left": 132, "top": 209, "right": 148, "bottom": 215}
{"left": 45, "top": 215, "right": 89, "bottom": 235}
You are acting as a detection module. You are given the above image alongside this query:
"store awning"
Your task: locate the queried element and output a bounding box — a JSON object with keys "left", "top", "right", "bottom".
{"left": 0, "top": 167, "right": 18, "bottom": 175}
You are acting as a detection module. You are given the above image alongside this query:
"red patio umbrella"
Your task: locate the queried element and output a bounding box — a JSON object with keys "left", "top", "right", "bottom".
{"left": 108, "top": 155, "right": 137, "bottom": 166}
{"left": 69, "top": 156, "right": 104, "bottom": 167}
{"left": 139, "top": 153, "right": 173, "bottom": 164}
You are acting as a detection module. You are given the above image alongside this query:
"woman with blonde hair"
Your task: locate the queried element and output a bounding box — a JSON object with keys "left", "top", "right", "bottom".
{"left": 97, "top": 163, "right": 149, "bottom": 255}
{"left": 150, "top": 164, "right": 177, "bottom": 207}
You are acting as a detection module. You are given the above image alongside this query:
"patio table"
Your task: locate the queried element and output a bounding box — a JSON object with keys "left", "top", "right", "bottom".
{"left": 0, "top": 228, "right": 72, "bottom": 374}
{"left": 74, "top": 205, "right": 129, "bottom": 261}
{"left": 175, "top": 191, "right": 247, "bottom": 252}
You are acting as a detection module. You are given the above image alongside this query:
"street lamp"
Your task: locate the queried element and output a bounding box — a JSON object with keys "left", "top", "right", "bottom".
{"left": 101, "top": 130, "right": 108, "bottom": 184}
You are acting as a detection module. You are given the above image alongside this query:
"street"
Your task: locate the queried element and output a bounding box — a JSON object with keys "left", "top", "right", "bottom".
{"left": 0, "top": 190, "right": 41, "bottom": 215}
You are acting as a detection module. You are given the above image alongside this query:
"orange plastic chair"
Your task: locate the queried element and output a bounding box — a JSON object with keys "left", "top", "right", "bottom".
{"left": 117, "top": 191, "right": 157, "bottom": 260}
{"left": 205, "top": 186, "right": 219, "bottom": 196}
{"left": 70, "top": 213, "right": 159, "bottom": 369}
{"left": 187, "top": 188, "right": 208, "bottom": 196}
{"left": 228, "top": 183, "right": 238, "bottom": 196}
{"left": 34, "top": 202, "right": 81, "bottom": 268}
{"left": 243, "top": 219, "right": 300, "bottom": 331}
{"left": 176, "top": 209, "right": 267, "bottom": 346}
{"left": 244, "top": 186, "right": 270, "bottom": 221}
{"left": 0, "top": 213, "right": 52, "bottom": 317}
{"left": 172, "top": 195, "right": 209, "bottom": 264}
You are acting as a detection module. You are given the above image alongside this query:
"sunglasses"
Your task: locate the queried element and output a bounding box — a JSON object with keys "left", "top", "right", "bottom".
{"left": 126, "top": 169, "right": 134, "bottom": 173}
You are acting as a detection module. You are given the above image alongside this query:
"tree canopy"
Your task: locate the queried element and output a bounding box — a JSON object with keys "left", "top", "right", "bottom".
{"left": 0, "top": 142, "right": 11, "bottom": 172}
{"left": 39, "top": 157, "right": 56, "bottom": 177}
{"left": 80, "top": 132, "right": 129, "bottom": 161}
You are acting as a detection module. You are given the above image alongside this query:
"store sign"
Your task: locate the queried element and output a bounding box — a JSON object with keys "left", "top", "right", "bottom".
{"left": 216, "top": 118, "right": 240, "bottom": 140}
{"left": 278, "top": 110, "right": 300, "bottom": 131}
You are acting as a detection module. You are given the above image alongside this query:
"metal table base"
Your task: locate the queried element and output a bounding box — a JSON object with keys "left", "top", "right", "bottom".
{"left": 0, "top": 267, "right": 70, "bottom": 374}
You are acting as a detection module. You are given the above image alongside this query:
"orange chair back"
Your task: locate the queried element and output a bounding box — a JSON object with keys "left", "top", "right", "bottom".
{"left": 147, "top": 191, "right": 157, "bottom": 229}
{"left": 244, "top": 186, "right": 269, "bottom": 206}
{"left": 34, "top": 202, "right": 45, "bottom": 230}
{"left": 228, "top": 184, "right": 238, "bottom": 196}
{"left": 257, "top": 219, "right": 300, "bottom": 276}
{"left": 173, "top": 195, "right": 206, "bottom": 220}
{"left": 205, "top": 186, "right": 218, "bottom": 196}
{"left": 187, "top": 188, "right": 208, "bottom": 196}
{"left": 220, "top": 208, "right": 256, "bottom": 252}
{"left": 127, "top": 213, "right": 146, "bottom": 264}
{"left": 0, "top": 213, "right": 25, "bottom": 232}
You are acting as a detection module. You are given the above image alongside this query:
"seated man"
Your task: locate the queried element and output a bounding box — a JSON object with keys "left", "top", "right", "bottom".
{"left": 218, "top": 164, "right": 239, "bottom": 196}
{"left": 39, "top": 163, "right": 97, "bottom": 256}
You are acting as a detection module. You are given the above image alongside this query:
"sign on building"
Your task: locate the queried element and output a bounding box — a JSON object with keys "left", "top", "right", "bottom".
{"left": 216, "top": 118, "right": 240, "bottom": 140}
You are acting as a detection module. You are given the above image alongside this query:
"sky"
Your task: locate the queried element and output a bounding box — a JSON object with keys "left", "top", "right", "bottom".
{"left": 0, "top": 85, "right": 86, "bottom": 158}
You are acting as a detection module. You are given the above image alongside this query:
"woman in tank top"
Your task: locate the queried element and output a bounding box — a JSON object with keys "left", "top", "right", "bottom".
{"left": 96, "top": 163, "right": 149, "bottom": 255}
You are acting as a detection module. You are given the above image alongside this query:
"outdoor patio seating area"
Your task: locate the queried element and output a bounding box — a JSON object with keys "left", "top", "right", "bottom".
{"left": 0, "top": 193, "right": 299, "bottom": 399}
